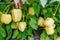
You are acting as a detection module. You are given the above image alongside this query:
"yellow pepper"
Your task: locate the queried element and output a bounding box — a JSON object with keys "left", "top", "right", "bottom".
{"left": 12, "top": 9, "right": 22, "bottom": 22}
{"left": 1, "top": 14, "right": 12, "bottom": 24}
{"left": 17, "top": 22, "right": 26, "bottom": 32}
{"left": 38, "top": 17, "right": 44, "bottom": 27}
{"left": 44, "top": 18, "right": 54, "bottom": 27}
{"left": 45, "top": 27, "right": 54, "bottom": 35}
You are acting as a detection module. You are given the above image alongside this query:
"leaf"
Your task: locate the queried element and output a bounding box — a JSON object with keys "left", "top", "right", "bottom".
{"left": 27, "top": 27, "right": 33, "bottom": 35}
{"left": 21, "top": 30, "right": 27, "bottom": 40}
{"left": 29, "top": 17, "right": 38, "bottom": 30}
{"left": 44, "top": 8, "right": 52, "bottom": 19}
{"left": 0, "top": 34, "right": 4, "bottom": 40}
{"left": 56, "top": 25, "right": 60, "bottom": 33}
{"left": 12, "top": 30, "right": 19, "bottom": 38}
{"left": 27, "top": 0, "right": 34, "bottom": 4}
{"left": 28, "top": 36, "right": 34, "bottom": 40}
{"left": 40, "top": 0, "right": 47, "bottom": 8}
{"left": 33, "top": 3, "right": 40, "bottom": 17}
{"left": 53, "top": 17, "right": 59, "bottom": 22}
{"left": 40, "top": 31, "right": 50, "bottom": 40}
{"left": 0, "top": 27, "right": 6, "bottom": 37}
{"left": 6, "top": 24, "right": 12, "bottom": 36}
{"left": 49, "top": 0, "right": 60, "bottom": 4}
{"left": 0, "top": 4, "right": 6, "bottom": 12}
{"left": 50, "top": 30, "right": 57, "bottom": 40}
{"left": 6, "top": 24, "right": 12, "bottom": 40}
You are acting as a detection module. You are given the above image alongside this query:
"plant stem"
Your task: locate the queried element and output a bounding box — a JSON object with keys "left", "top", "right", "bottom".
{"left": 53, "top": 2, "right": 60, "bottom": 18}
{"left": 3, "top": 5, "right": 10, "bottom": 14}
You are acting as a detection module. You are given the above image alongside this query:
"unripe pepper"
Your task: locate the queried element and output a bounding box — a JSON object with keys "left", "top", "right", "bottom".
{"left": 38, "top": 17, "right": 44, "bottom": 27}
{"left": 28, "top": 7, "right": 35, "bottom": 16}
{"left": 41, "top": 9, "right": 47, "bottom": 15}
{"left": 11, "top": 22, "right": 18, "bottom": 29}
{"left": 12, "top": 9, "right": 22, "bottom": 22}
{"left": 1, "top": 14, "right": 12, "bottom": 24}
{"left": 17, "top": 22, "right": 26, "bottom": 32}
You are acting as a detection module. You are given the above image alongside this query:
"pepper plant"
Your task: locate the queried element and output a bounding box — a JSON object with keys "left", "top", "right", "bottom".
{"left": 0, "top": 0, "right": 60, "bottom": 40}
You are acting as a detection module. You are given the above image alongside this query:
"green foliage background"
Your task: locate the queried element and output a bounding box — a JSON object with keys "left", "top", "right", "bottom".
{"left": 0, "top": 0, "right": 60, "bottom": 40}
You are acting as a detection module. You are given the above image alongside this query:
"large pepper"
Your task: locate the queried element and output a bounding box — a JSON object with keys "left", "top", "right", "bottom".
{"left": 12, "top": 9, "right": 22, "bottom": 22}
{"left": 1, "top": 14, "right": 12, "bottom": 24}
{"left": 44, "top": 18, "right": 55, "bottom": 35}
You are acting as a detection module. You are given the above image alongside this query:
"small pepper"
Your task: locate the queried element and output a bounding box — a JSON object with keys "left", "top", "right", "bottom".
{"left": 28, "top": 7, "right": 35, "bottom": 16}
{"left": 38, "top": 17, "right": 44, "bottom": 27}
{"left": 17, "top": 22, "right": 26, "bottom": 32}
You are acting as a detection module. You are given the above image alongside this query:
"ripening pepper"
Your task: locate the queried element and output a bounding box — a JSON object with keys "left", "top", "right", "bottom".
{"left": 1, "top": 14, "right": 12, "bottom": 24}
{"left": 12, "top": 9, "right": 22, "bottom": 22}
{"left": 17, "top": 22, "right": 26, "bottom": 32}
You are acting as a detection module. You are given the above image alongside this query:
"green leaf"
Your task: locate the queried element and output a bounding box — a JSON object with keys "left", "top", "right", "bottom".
{"left": 40, "top": 0, "right": 47, "bottom": 8}
{"left": 0, "top": 34, "right": 4, "bottom": 40}
{"left": 50, "top": 30, "right": 57, "bottom": 40}
{"left": 53, "top": 17, "right": 59, "bottom": 22}
{"left": 40, "top": 31, "right": 50, "bottom": 40}
{"left": 56, "top": 25, "right": 60, "bottom": 33}
{"left": 12, "top": 30, "right": 19, "bottom": 38}
{"left": 0, "top": 4, "right": 6, "bottom": 12}
{"left": 44, "top": 8, "right": 52, "bottom": 19}
{"left": 6, "top": 24, "right": 12, "bottom": 36}
{"left": 6, "top": 24, "right": 12, "bottom": 40}
{"left": 57, "top": 8, "right": 60, "bottom": 18}
{"left": 33, "top": 3, "right": 40, "bottom": 17}
{"left": 21, "top": 30, "right": 27, "bottom": 40}
{"left": 29, "top": 17, "right": 38, "bottom": 30}
{"left": 49, "top": 0, "right": 60, "bottom": 4}
{"left": 27, "top": 27, "right": 32, "bottom": 35}
{"left": 27, "top": 0, "right": 34, "bottom": 4}
{"left": 28, "top": 36, "right": 34, "bottom": 40}
{"left": 0, "top": 27, "right": 6, "bottom": 37}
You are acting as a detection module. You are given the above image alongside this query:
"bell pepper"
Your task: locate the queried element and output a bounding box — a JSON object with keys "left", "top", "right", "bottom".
{"left": 38, "top": 17, "right": 44, "bottom": 27}
{"left": 1, "top": 14, "right": 12, "bottom": 24}
{"left": 12, "top": 9, "right": 22, "bottom": 22}
{"left": 17, "top": 22, "right": 26, "bottom": 32}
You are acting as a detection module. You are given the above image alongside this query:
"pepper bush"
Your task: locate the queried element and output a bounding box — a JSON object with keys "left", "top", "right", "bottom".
{"left": 0, "top": 0, "right": 60, "bottom": 40}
